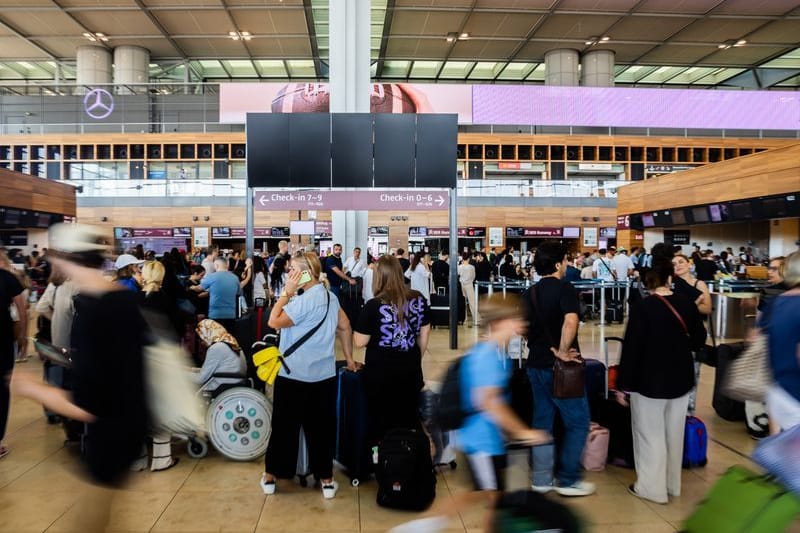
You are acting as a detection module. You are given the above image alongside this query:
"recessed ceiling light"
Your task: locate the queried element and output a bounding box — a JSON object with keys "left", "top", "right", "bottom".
{"left": 82, "top": 31, "right": 108, "bottom": 42}
{"left": 82, "top": 32, "right": 91, "bottom": 38}
{"left": 460, "top": 32, "right": 469, "bottom": 39}
{"left": 228, "top": 31, "right": 237, "bottom": 36}
{"left": 735, "top": 39, "right": 747, "bottom": 46}
{"left": 600, "top": 36, "right": 610, "bottom": 41}
{"left": 585, "top": 40, "right": 594, "bottom": 45}
{"left": 446, "top": 32, "right": 458, "bottom": 43}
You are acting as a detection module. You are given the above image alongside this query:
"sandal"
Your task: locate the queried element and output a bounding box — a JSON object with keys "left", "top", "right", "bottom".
{"left": 152, "top": 457, "right": 179, "bottom": 472}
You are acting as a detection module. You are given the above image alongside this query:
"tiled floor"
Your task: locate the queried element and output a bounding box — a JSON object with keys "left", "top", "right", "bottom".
{"left": 2, "top": 321, "right": 797, "bottom": 532}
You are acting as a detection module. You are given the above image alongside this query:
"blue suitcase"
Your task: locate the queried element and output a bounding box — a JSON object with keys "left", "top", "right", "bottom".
{"left": 335, "top": 366, "right": 372, "bottom": 486}
{"left": 683, "top": 415, "right": 708, "bottom": 468}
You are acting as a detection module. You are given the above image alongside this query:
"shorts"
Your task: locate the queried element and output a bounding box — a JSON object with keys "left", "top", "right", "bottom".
{"left": 466, "top": 452, "right": 507, "bottom": 491}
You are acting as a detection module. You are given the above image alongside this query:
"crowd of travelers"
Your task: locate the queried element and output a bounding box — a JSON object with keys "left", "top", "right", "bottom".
{"left": 1, "top": 225, "right": 797, "bottom": 532}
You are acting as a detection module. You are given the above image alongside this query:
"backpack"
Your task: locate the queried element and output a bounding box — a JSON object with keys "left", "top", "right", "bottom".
{"left": 375, "top": 428, "right": 436, "bottom": 511}
{"left": 436, "top": 355, "right": 471, "bottom": 431}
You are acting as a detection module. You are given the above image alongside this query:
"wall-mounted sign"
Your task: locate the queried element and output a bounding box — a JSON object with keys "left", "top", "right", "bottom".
{"left": 562, "top": 227, "right": 581, "bottom": 239}
{"left": 664, "top": 230, "right": 691, "bottom": 245}
{"left": 114, "top": 227, "right": 134, "bottom": 239}
{"left": 427, "top": 228, "right": 449, "bottom": 237}
{"left": 583, "top": 227, "right": 598, "bottom": 247}
{"left": 0, "top": 230, "right": 28, "bottom": 246}
{"left": 460, "top": 227, "right": 486, "bottom": 238}
{"left": 255, "top": 190, "right": 448, "bottom": 211}
{"left": 132, "top": 228, "right": 173, "bottom": 238}
{"left": 409, "top": 226, "right": 428, "bottom": 237}
{"left": 193, "top": 227, "right": 209, "bottom": 248}
{"left": 578, "top": 163, "right": 613, "bottom": 172}
{"left": 616, "top": 215, "right": 630, "bottom": 229}
{"left": 368, "top": 226, "right": 389, "bottom": 236}
{"left": 212, "top": 227, "right": 231, "bottom": 238}
{"left": 83, "top": 88, "right": 114, "bottom": 120}
{"left": 645, "top": 164, "right": 695, "bottom": 174}
{"left": 488, "top": 227, "right": 504, "bottom": 247}
{"left": 600, "top": 227, "right": 617, "bottom": 238}
{"left": 271, "top": 226, "right": 290, "bottom": 238}
{"left": 315, "top": 220, "right": 332, "bottom": 237}
{"left": 173, "top": 227, "right": 192, "bottom": 238}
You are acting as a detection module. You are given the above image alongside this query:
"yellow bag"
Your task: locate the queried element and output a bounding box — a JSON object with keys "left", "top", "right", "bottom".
{"left": 253, "top": 345, "right": 285, "bottom": 385}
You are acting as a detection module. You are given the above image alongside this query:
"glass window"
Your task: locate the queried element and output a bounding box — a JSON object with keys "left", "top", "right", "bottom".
{"left": 231, "top": 162, "right": 247, "bottom": 179}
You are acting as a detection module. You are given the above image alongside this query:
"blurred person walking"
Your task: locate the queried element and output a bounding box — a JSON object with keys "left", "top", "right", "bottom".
{"left": 0, "top": 250, "right": 26, "bottom": 458}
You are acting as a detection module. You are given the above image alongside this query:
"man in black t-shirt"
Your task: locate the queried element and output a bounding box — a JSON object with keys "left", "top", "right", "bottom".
{"left": 694, "top": 250, "right": 718, "bottom": 282}
{"left": 522, "top": 240, "right": 594, "bottom": 498}
{"left": 396, "top": 248, "right": 411, "bottom": 285}
{"left": 324, "top": 243, "right": 355, "bottom": 297}
{"left": 431, "top": 252, "right": 449, "bottom": 292}
{"left": 1, "top": 258, "right": 27, "bottom": 458}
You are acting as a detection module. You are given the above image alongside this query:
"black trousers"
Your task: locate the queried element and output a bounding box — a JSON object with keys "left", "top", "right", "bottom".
{"left": 264, "top": 375, "right": 337, "bottom": 480}
{"left": 0, "top": 340, "right": 13, "bottom": 441}
{"left": 362, "top": 356, "right": 423, "bottom": 447}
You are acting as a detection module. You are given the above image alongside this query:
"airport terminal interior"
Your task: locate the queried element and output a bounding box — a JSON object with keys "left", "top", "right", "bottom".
{"left": 1, "top": 0, "right": 800, "bottom": 531}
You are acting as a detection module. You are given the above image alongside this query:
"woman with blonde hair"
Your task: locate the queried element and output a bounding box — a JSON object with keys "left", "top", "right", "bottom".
{"left": 355, "top": 255, "right": 431, "bottom": 447}
{"left": 260, "top": 252, "right": 356, "bottom": 499}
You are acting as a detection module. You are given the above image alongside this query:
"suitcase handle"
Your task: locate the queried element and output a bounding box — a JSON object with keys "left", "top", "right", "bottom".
{"left": 603, "top": 337, "right": 624, "bottom": 396}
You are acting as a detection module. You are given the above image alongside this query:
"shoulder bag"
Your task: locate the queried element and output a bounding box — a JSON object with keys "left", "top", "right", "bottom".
{"left": 252, "top": 290, "right": 330, "bottom": 385}
{"left": 722, "top": 331, "right": 771, "bottom": 402}
{"left": 530, "top": 284, "right": 585, "bottom": 399}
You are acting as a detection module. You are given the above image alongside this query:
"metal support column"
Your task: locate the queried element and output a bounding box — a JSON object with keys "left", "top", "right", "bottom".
{"left": 245, "top": 185, "right": 254, "bottom": 258}
{"left": 448, "top": 187, "right": 458, "bottom": 349}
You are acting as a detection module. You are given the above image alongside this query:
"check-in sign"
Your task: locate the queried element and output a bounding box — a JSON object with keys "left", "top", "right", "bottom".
{"left": 255, "top": 190, "right": 449, "bottom": 211}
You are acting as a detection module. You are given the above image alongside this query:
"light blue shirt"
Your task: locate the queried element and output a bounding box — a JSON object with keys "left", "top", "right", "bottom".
{"left": 199, "top": 271, "right": 240, "bottom": 320}
{"left": 279, "top": 283, "right": 340, "bottom": 383}
{"left": 456, "top": 341, "right": 507, "bottom": 456}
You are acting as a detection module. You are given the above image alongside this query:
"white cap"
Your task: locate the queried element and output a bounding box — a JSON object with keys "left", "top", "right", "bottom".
{"left": 114, "top": 254, "right": 144, "bottom": 270}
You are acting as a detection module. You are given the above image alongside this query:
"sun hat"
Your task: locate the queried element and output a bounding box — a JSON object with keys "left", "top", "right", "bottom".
{"left": 114, "top": 254, "right": 145, "bottom": 270}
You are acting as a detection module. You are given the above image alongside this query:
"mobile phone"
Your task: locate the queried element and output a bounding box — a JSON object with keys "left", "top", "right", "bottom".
{"left": 298, "top": 270, "right": 313, "bottom": 285}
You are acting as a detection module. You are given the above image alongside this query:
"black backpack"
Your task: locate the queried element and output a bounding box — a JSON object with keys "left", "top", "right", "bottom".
{"left": 436, "top": 355, "right": 472, "bottom": 431}
{"left": 375, "top": 428, "right": 436, "bottom": 511}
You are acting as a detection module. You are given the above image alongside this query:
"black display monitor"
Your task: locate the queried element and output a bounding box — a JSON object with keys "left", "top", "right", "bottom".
{"left": 709, "top": 203, "right": 728, "bottom": 223}
{"left": 629, "top": 214, "right": 644, "bottom": 230}
{"left": 642, "top": 214, "right": 655, "bottom": 228}
{"left": 786, "top": 194, "right": 799, "bottom": 216}
{"left": 331, "top": 113, "right": 373, "bottom": 188}
{"left": 653, "top": 210, "right": 672, "bottom": 227}
{"left": 760, "top": 196, "right": 787, "bottom": 218}
{"left": 691, "top": 206, "right": 710, "bottom": 224}
{"left": 409, "top": 226, "right": 428, "bottom": 237}
{"left": 670, "top": 209, "right": 687, "bottom": 226}
{"left": 729, "top": 200, "right": 754, "bottom": 221}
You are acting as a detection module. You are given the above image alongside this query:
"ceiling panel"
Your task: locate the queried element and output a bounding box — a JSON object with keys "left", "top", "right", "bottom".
{"left": 390, "top": 10, "right": 468, "bottom": 36}
{"left": 745, "top": 20, "right": 800, "bottom": 44}
{"left": 462, "top": 12, "right": 542, "bottom": 38}
{"left": 638, "top": 44, "right": 718, "bottom": 63}
{"left": 712, "top": 0, "right": 800, "bottom": 16}
{"left": 176, "top": 37, "right": 249, "bottom": 57}
{"left": 231, "top": 9, "right": 309, "bottom": 35}
{"left": 246, "top": 37, "right": 312, "bottom": 58}
{"left": 608, "top": 16, "right": 692, "bottom": 41}
{"left": 394, "top": 0, "right": 474, "bottom": 7}
{"left": 0, "top": 0, "right": 53, "bottom": 5}
{"left": 142, "top": 0, "right": 221, "bottom": 5}
{"left": 70, "top": 10, "right": 159, "bottom": 37}
{"left": 226, "top": 0, "right": 303, "bottom": 5}
{"left": 636, "top": 0, "right": 723, "bottom": 15}
{"left": 35, "top": 37, "right": 95, "bottom": 58}
{"left": 535, "top": 14, "right": 621, "bottom": 39}
{"left": 57, "top": 0, "right": 137, "bottom": 5}
{"left": 475, "top": 0, "right": 555, "bottom": 7}
{"left": 608, "top": 43, "right": 658, "bottom": 62}
{"left": 0, "top": 37, "right": 51, "bottom": 58}
{"left": 672, "top": 18, "right": 769, "bottom": 43}
{"left": 109, "top": 38, "right": 179, "bottom": 57}
{"left": 698, "top": 45, "right": 794, "bottom": 66}
{"left": 449, "top": 39, "right": 520, "bottom": 60}
{"left": 1, "top": 11, "right": 84, "bottom": 37}
{"left": 514, "top": 40, "right": 566, "bottom": 61}
{"left": 558, "top": 0, "right": 642, "bottom": 11}
{"left": 154, "top": 10, "right": 233, "bottom": 35}
{"left": 385, "top": 38, "right": 450, "bottom": 59}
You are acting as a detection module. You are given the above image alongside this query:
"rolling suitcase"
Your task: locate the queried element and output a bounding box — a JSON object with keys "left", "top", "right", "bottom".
{"left": 419, "top": 387, "right": 457, "bottom": 470}
{"left": 605, "top": 300, "right": 624, "bottom": 324}
{"left": 375, "top": 428, "right": 436, "bottom": 511}
{"left": 713, "top": 343, "right": 746, "bottom": 421}
{"left": 429, "top": 292, "right": 465, "bottom": 328}
{"left": 335, "top": 367, "right": 372, "bottom": 486}
{"left": 592, "top": 336, "right": 634, "bottom": 468}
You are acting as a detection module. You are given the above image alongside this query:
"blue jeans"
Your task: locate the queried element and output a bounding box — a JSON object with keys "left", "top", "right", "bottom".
{"left": 528, "top": 367, "right": 590, "bottom": 487}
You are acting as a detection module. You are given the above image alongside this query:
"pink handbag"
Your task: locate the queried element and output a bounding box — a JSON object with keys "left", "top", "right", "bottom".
{"left": 581, "top": 422, "right": 610, "bottom": 471}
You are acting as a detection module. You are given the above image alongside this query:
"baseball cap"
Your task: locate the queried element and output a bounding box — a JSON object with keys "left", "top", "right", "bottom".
{"left": 114, "top": 254, "right": 144, "bottom": 270}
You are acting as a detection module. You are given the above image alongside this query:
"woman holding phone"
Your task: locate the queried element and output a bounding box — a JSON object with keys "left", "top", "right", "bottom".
{"left": 259, "top": 252, "right": 357, "bottom": 500}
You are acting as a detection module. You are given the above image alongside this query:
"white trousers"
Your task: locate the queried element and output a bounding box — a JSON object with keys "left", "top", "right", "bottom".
{"left": 630, "top": 392, "right": 690, "bottom": 503}
{"left": 766, "top": 385, "right": 800, "bottom": 431}
{"left": 461, "top": 282, "right": 480, "bottom": 324}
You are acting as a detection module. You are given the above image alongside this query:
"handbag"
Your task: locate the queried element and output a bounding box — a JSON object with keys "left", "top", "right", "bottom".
{"left": 752, "top": 424, "right": 800, "bottom": 495}
{"left": 252, "top": 291, "right": 330, "bottom": 385}
{"left": 722, "top": 332, "right": 772, "bottom": 402}
{"left": 529, "top": 285, "right": 585, "bottom": 399}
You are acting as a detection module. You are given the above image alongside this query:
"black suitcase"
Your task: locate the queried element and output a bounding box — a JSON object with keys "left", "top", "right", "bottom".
{"left": 429, "top": 292, "right": 465, "bottom": 328}
{"left": 509, "top": 358, "right": 533, "bottom": 426}
{"left": 713, "top": 343, "right": 746, "bottom": 422}
{"left": 338, "top": 281, "right": 363, "bottom": 328}
{"left": 592, "top": 337, "right": 634, "bottom": 468}
{"left": 605, "top": 300, "right": 624, "bottom": 324}
{"left": 375, "top": 428, "right": 436, "bottom": 511}
{"left": 335, "top": 367, "right": 372, "bottom": 486}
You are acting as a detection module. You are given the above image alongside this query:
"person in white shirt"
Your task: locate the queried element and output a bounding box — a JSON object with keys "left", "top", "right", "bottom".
{"left": 362, "top": 263, "right": 375, "bottom": 302}
{"left": 343, "top": 247, "right": 367, "bottom": 280}
{"left": 611, "top": 247, "right": 635, "bottom": 281}
{"left": 252, "top": 256, "right": 268, "bottom": 303}
{"left": 201, "top": 248, "right": 218, "bottom": 275}
{"left": 592, "top": 249, "right": 616, "bottom": 281}
{"left": 457, "top": 252, "right": 479, "bottom": 326}
{"left": 405, "top": 251, "right": 432, "bottom": 303}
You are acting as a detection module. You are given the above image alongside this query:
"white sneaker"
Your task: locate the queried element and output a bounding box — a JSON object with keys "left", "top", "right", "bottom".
{"left": 556, "top": 480, "right": 596, "bottom": 497}
{"left": 321, "top": 480, "right": 338, "bottom": 499}
{"left": 531, "top": 484, "right": 555, "bottom": 494}
{"left": 260, "top": 475, "right": 276, "bottom": 495}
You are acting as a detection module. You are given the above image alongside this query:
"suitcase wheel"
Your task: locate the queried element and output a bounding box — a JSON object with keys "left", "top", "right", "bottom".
{"left": 187, "top": 438, "right": 209, "bottom": 459}
{"left": 351, "top": 478, "right": 360, "bottom": 487}
{"left": 448, "top": 460, "right": 457, "bottom": 470}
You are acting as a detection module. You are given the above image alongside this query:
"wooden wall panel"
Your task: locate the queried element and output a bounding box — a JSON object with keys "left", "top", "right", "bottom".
{"left": 0, "top": 167, "right": 76, "bottom": 216}
{"left": 617, "top": 143, "right": 800, "bottom": 215}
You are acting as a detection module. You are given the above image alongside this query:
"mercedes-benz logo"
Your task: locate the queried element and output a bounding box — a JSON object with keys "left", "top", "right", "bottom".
{"left": 83, "top": 88, "right": 114, "bottom": 120}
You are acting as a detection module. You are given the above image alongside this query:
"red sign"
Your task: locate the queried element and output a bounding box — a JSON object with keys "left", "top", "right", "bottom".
{"left": 421, "top": 227, "right": 486, "bottom": 237}
{"left": 427, "top": 227, "right": 449, "bottom": 237}
{"left": 498, "top": 162, "right": 520, "bottom": 170}
{"left": 633, "top": 232, "right": 644, "bottom": 241}
{"left": 617, "top": 215, "right": 630, "bottom": 229}
{"left": 315, "top": 221, "right": 332, "bottom": 235}
{"left": 523, "top": 227, "right": 562, "bottom": 237}
{"left": 255, "top": 190, "right": 448, "bottom": 211}
{"left": 133, "top": 228, "right": 173, "bottom": 238}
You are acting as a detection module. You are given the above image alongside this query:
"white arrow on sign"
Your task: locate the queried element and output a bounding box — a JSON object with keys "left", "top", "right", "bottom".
{"left": 258, "top": 195, "right": 269, "bottom": 206}
{"left": 435, "top": 195, "right": 445, "bottom": 207}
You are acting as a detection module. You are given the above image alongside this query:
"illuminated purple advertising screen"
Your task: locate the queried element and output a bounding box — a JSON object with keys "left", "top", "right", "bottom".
{"left": 472, "top": 86, "right": 800, "bottom": 130}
